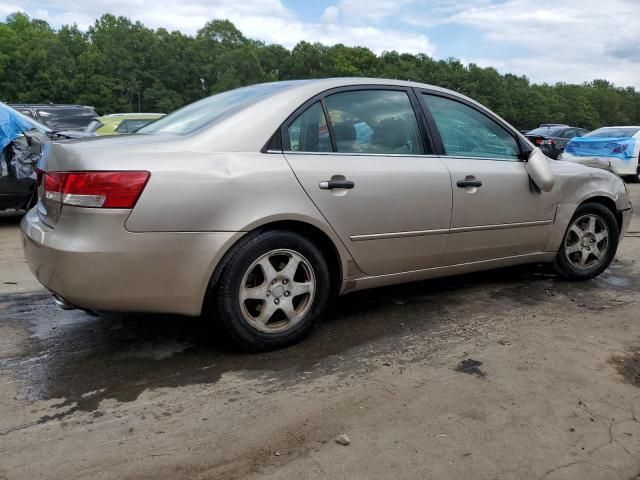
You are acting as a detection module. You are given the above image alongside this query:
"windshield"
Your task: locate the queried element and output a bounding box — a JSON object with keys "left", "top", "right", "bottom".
{"left": 585, "top": 127, "right": 640, "bottom": 138}
{"left": 527, "top": 127, "right": 564, "bottom": 136}
{"left": 138, "top": 83, "right": 288, "bottom": 135}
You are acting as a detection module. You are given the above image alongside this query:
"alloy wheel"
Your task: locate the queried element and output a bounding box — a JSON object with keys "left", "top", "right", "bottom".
{"left": 564, "top": 214, "right": 610, "bottom": 270}
{"left": 239, "top": 249, "right": 316, "bottom": 333}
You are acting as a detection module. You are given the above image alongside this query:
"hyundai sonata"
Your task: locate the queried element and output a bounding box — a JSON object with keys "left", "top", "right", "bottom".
{"left": 21, "top": 78, "right": 633, "bottom": 350}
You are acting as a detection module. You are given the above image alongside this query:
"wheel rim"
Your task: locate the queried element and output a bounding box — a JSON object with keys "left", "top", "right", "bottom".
{"left": 239, "top": 249, "right": 316, "bottom": 333}
{"left": 564, "top": 214, "right": 610, "bottom": 270}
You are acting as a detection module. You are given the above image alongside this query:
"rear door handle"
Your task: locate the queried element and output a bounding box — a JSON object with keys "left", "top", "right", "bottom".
{"left": 319, "top": 180, "right": 355, "bottom": 189}
{"left": 456, "top": 180, "right": 482, "bottom": 188}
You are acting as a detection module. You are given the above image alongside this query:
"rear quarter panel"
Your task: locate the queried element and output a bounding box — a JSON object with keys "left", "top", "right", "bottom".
{"left": 125, "top": 151, "right": 358, "bottom": 281}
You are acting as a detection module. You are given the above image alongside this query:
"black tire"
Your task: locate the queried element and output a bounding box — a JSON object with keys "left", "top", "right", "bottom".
{"left": 553, "top": 202, "right": 619, "bottom": 280}
{"left": 211, "top": 230, "right": 331, "bottom": 351}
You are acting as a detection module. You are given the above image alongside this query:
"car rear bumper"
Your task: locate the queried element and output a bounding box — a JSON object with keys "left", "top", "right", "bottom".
{"left": 20, "top": 207, "right": 243, "bottom": 315}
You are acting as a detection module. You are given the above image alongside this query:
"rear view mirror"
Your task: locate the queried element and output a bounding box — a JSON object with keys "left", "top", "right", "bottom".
{"left": 525, "top": 147, "right": 556, "bottom": 192}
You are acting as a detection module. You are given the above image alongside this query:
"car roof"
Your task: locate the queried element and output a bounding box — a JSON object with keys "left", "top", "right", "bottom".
{"left": 178, "top": 77, "right": 526, "bottom": 152}
{"left": 100, "top": 113, "right": 165, "bottom": 118}
{"left": 9, "top": 103, "right": 96, "bottom": 109}
{"left": 596, "top": 125, "right": 640, "bottom": 129}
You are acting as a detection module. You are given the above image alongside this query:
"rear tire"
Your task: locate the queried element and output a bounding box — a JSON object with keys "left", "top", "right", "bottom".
{"left": 211, "top": 230, "right": 331, "bottom": 351}
{"left": 553, "top": 202, "right": 619, "bottom": 280}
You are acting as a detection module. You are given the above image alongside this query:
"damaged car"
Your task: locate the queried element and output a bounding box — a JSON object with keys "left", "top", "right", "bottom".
{"left": 21, "top": 79, "right": 633, "bottom": 351}
{"left": 560, "top": 126, "right": 640, "bottom": 182}
{"left": 0, "top": 102, "right": 85, "bottom": 212}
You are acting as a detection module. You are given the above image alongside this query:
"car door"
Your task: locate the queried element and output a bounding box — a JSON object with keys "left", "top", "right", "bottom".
{"left": 419, "top": 91, "right": 557, "bottom": 265}
{"left": 283, "top": 87, "right": 453, "bottom": 276}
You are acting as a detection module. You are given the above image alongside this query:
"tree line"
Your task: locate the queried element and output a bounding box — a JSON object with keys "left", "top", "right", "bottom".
{"left": 1, "top": 12, "right": 639, "bottom": 131}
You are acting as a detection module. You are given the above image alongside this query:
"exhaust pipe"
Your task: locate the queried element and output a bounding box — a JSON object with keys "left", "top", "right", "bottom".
{"left": 52, "top": 293, "right": 76, "bottom": 310}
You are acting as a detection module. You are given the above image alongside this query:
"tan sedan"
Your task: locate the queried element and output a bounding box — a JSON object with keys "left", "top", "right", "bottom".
{"left": 21, "top": 78, "right": 633, "bottom": 350}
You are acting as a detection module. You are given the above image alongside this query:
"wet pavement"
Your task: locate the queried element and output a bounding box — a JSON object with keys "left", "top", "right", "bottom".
{"left": 1, "top": 186, "right": 640, "bottom": 479}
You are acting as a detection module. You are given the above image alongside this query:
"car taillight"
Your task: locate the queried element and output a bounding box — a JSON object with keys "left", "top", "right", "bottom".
{"left": 534, "top": 138, "right": 543, "bottom": 145}
{"left": 541, "top": 139, "right": 555, "bottom": 146}
{"left": 43, "top": 171, "right": 150, "bottom": 208}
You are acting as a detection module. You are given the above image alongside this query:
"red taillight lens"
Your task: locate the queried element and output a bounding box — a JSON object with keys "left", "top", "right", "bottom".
{"left": 534, "top": 138, "right": 543, "bottom": 145}
{"left": 43, "top": 171, "right": 150, "bottom": 208}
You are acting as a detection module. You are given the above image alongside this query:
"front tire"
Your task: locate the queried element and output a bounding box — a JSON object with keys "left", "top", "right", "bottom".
{"left": 212, "top": 230, "right": 331, "bottom": 351}
{"left": 553, "top": 202, "right": 619, "bottom": 280}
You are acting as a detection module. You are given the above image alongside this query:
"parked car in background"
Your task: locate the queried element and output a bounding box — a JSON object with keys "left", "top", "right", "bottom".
{"left": 539, "top": 123, "right": 568, "bottom": 128}
{"left": 1, "top": 102, "right": 82, "bottom": 211}
{"left": 9, "top": 104, "right": 98, "bottom": 131}
{"left": 22, "top": 78, "right": 632, "bottom": 351}
{"left": 525, "top": 125, "right": 589, "bottom": 159}
{"left": 84, "top": 113, "right": 165, "bottom": 136}
{"left": 560, "top": 126, "right": 640, "bottom": 182}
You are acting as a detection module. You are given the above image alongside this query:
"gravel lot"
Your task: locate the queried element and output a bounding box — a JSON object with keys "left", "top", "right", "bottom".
{"left": 1, "top": 185, "right": 639, "bottom": 480}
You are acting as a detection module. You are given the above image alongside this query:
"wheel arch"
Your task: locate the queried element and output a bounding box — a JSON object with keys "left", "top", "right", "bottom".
{"left": 578, "top": 195, "right": 622, "bottom": 232}
{"left": 201, "top": 216, "right": 357, "bottom": 315}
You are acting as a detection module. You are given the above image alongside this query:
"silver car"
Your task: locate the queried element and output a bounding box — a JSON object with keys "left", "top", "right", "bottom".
{"left": 21, "top": 78, "right": 633, "bottom": 350}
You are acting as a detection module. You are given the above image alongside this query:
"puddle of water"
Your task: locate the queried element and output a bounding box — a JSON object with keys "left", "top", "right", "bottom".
{"left": 611, "top": 346, "right": 640, "bottom": 387}
{"left": 0, "top": 259, "right": 636, "bottom": 421}
{"left": 455, "top": 358, "right": 486, "bottom": 377}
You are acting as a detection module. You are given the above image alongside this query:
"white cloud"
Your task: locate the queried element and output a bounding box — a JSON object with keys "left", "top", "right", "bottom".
{"left": 320, "top": 6, "right": 340, "bottom": 24}
{"left": 448, "top": 0, "right": 640, "bottom": 87}
{"left": 11, "top": 0, "right": 434, "bottom": 55}
{"left": 0, "top": 3, "right": 24, "bottom": 18}
{"left": 337, "top": 0, "right": 415, "bottom": 22}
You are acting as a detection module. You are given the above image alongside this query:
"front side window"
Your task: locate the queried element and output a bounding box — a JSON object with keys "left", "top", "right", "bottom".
{"left": 286, "top": 102, "right": 332, "bottom": 152}
{"left": 325, "top": 90, "right": 425, "bottom": 155}
{"left": 424, "top": 94, "right": 519, "bottom": 161}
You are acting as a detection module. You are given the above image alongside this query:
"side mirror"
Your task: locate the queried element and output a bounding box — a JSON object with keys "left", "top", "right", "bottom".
{"left": 525, "top": 147, "right": 556, "bottom": 192}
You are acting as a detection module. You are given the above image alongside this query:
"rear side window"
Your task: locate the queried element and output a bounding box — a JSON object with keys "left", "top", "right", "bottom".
{"left": 325, "top": 90, "right": 425, "bottom": 155}
{"left": 424, "top": 94, "right": 519, "bottom": 161}
{"left": 286, "top": 102, "right": 332, "bottom": 152}
{"left": 36, "top": 107, "right": 97, "bottom": 129}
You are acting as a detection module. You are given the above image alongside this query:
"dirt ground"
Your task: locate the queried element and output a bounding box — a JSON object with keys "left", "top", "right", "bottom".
{"left": 1, "top": 186, "right": 639, "bottom": 480}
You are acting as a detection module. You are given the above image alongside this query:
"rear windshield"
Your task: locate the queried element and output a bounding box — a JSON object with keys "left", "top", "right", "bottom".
{"left": 585, "top": 127, "right": 640, "bottom": 138}
{"left": 37, "top": 107, "right": 97, "bottom": 130}
{"left": 138, "top": 84, "right": 288, "bottom": 135}
{"left": 527, "top": 127, "right": 564, "bottom": 136}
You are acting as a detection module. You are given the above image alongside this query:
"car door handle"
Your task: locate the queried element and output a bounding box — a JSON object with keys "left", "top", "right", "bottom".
{"left": 319, "top": 180, "right": 355, "bottom": 189}
{"left": 456, "top": 180, "right": 482, "bottom": 188}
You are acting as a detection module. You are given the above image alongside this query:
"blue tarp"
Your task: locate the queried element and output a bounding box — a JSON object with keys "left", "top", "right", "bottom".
{"left": 564, "top": 136, "right": 636, "bottom": 161}
{"left": 0, "top": 102, "right": 34, "bottom": 150}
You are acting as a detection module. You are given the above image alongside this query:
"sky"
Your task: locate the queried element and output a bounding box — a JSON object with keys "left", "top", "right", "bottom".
{"left": 2, "top": 0, "right": 640, "bottom": 88}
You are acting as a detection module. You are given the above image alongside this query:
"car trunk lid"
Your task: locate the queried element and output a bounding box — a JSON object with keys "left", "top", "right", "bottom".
{"left": 36, "top": 135, "right": 174, "bottom": 227}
